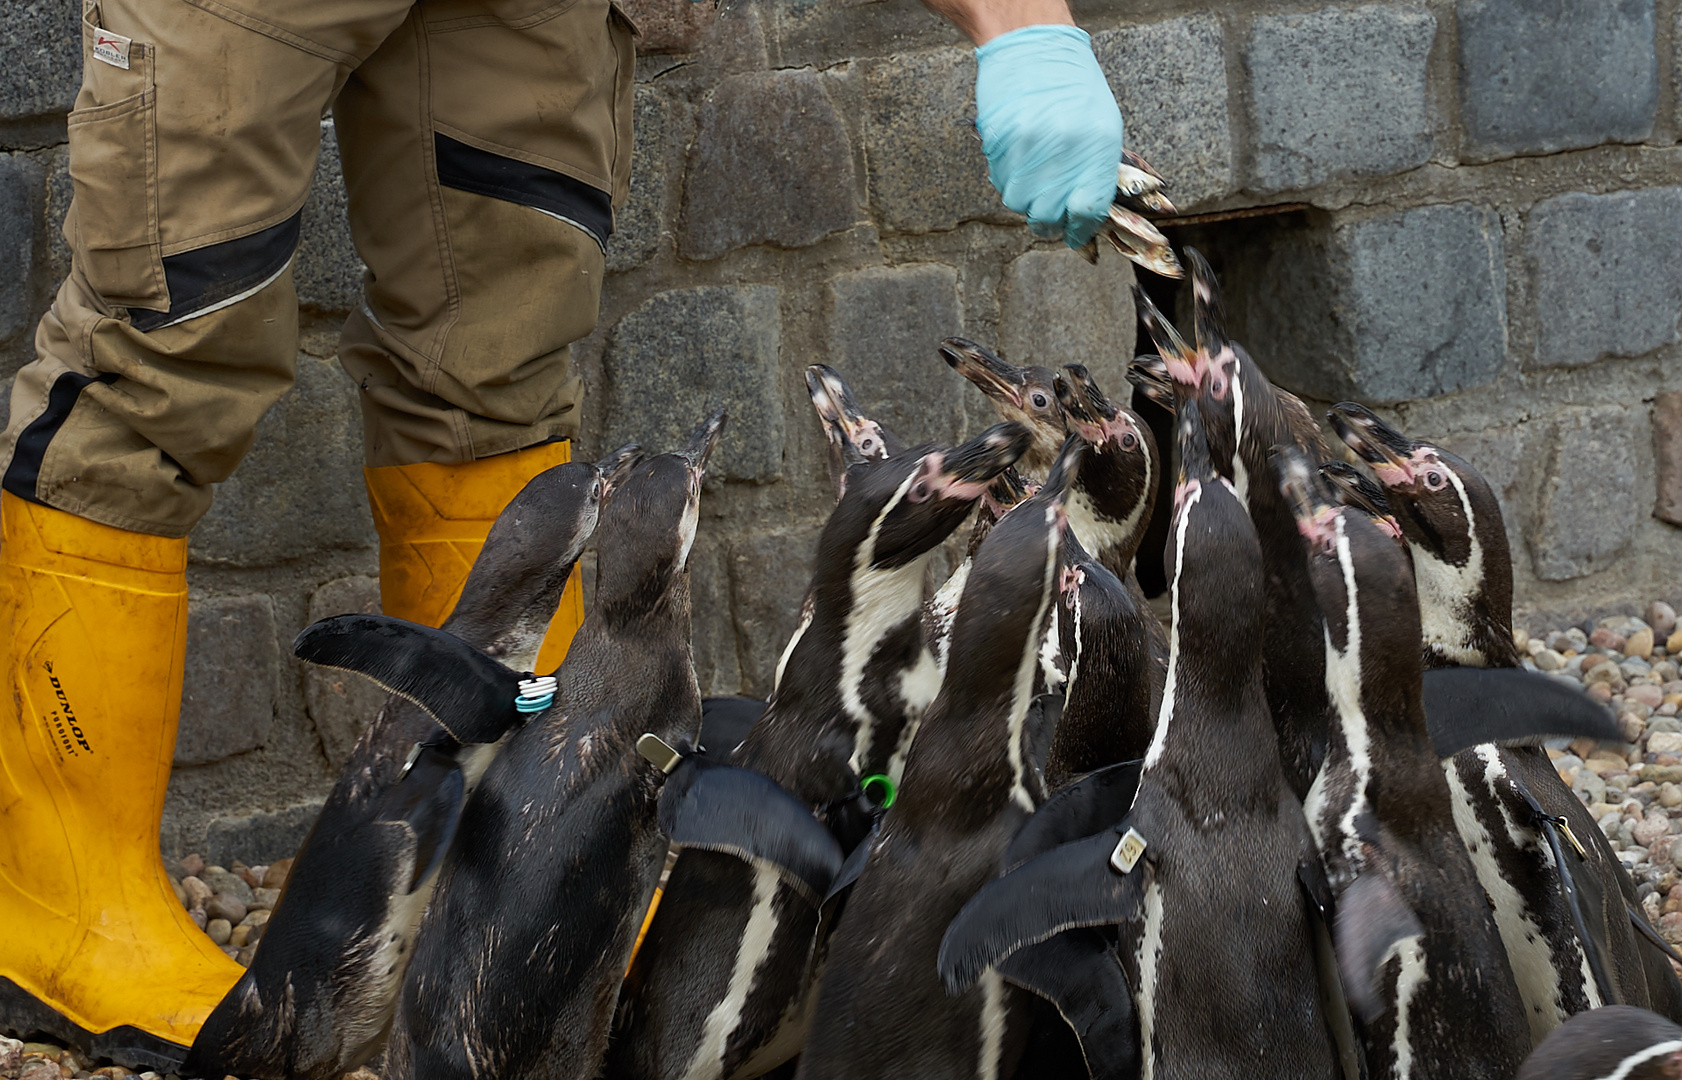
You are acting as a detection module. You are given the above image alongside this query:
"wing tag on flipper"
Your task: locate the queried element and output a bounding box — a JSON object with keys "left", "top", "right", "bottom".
{"left": 996, "top": 929, "right": 1140, "bottom": 1080}
{"left": 940, "top": 826, "right": 1150, "bottom": 995}
{"left": 1423, "top": 667, "right": 1620, "bottom": 758}
{"left": 1510, "top": 774, "right": 1620, "bottom": 1005}
{"left": 1007, "top": 759, "right": 1143, "bottom": 869}
{"left": 293, "top": 614, "right": 524, "bottom": 745}
{"left": 657, "top": 755, "right": 843, "bottom": 906}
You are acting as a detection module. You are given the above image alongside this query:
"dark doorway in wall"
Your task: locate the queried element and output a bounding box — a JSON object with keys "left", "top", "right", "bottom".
{"left": 1129, "top": 204, "right": 1312, "bottom": 598}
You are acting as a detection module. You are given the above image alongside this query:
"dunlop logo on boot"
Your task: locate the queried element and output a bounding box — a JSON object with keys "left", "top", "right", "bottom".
{"left": 41, "top": 661, "right": 93, "bottom": 756}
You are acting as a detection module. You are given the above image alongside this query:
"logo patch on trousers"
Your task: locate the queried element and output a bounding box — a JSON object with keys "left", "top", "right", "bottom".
{"left": 92, "top": 28, "right": 131, "bottom": 69}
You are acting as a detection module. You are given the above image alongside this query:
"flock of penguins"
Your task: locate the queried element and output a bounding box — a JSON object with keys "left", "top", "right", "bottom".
{"left": 174, "top": 248, "right": 1682, "bottom": 1080}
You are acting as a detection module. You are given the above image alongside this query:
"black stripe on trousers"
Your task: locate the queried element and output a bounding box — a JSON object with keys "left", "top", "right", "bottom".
{"left": 129, "top": 210, "right": 303, "bottom": 333}
{"left": 433, "top": 133, "right": 613, "bottom": 251}
{"left": 3, "top": 370, "right": 122, "bottom": 505}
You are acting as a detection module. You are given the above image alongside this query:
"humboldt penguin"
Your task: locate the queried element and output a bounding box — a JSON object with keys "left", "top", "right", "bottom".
{"left": 184, "top": 444, "right": 641, "bottom": 1080}
{"left": 795, "top": 440, "right": 1080, "bottom": 1080}
{"left": 1278, "top": 451, "right": 1530, "bottom": 1078}
{"left": 1134, "top": 249, "right": 1337, "bottom": 799}
{"left": 1330, "top": 404, "right": 1682, "bottom": 1032}
{"left": 1044, "top": 364, "right": 1168, "bottom": 783}
{"left": 369, "top": 412, "right": 722, "bottom": 1080}
{"left": 940, "top": 402, "right": 1340, "bottom": 1080}
{"left": 1518, "top": 1006, "right": 1682, "bottom": 1080}
{"left": 605, "top": 423, "right": 1031, "bottom": 1080}
{"left": 807, "top": 363, "right": 900, "bottom": 502}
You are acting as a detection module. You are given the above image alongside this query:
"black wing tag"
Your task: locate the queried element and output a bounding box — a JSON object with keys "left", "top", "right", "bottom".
{"left": 1424, "top": 667, "right": 1620, "bottom": 759}
{"left": 657, "top": 754, "right": 844, "bottom": 906}
{"left": 940, "top": 827, "right": 1149, "bottom": 995}
{"left": 698, "top": 696, "right": 767, "bottom": 761}
{"left": 995, "top": 929, "right": 1140, "bottom": 1080}
{"left": 1513, "top": 776, "right": 1619, "bottom": 1005}
{"left": 294, "top": 614, "right": 525, "bottom": 745}
{"left": 1008, "top": 759, "right": 1144, "bottom": 870}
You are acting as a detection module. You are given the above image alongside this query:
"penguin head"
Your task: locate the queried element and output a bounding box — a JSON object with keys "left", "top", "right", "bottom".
{"left": 1318, "top": 460, "right": 1404, "bottom": 545}
{"left": 828, "top": 422, "right": 1032, "bottom": 574}
{"left": 448, "top": 446, "right": 634, "bottom": 666}
{"left": 1517, "top": 1006, "right": 1682, "bottom": 1080}
{"left": 1277, "top": 448, "right": 1423, "bottom": 677}
{"left": 1056, "top": 364, "right": 1159, "bottom": 533}
{"left": 1327, "top": 402, "right": 1514, "bottom": 667}
{"left": 593, "top": 409, "right": 725, "bottom": 622}
{"left": 940, "top": 338, "right": 1065, "bottom": 480}
{"left": 806, "top": 364, "right": 899, "bottom": 501}
{"left": 943, "top": 438, "right": 1078, "bottom": 700}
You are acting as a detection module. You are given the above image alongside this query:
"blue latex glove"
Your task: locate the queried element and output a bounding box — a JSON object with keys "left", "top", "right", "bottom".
{"left": 975, "top": 25, "right": 1124, "bottom": 249}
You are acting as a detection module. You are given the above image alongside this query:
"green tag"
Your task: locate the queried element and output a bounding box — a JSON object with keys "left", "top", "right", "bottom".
{"left": 862, "top": 773, "right": 897, "bottom": 809}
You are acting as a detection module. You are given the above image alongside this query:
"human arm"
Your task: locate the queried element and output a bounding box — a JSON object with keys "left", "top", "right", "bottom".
{"left": 925, "top": 0, "right": 1124, "bottom": 249}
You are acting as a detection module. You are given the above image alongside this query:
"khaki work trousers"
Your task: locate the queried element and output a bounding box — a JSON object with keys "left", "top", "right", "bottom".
{"left": 0, "top": 0, "right": 635, "bottom": 537}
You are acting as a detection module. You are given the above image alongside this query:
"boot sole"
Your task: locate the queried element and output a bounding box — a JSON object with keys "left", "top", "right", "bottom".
{"left": 0, "top": 977, "right": 188, "bottom": 1072}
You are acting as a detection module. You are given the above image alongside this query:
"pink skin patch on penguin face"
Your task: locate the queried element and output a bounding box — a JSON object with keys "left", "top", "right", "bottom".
{"left": 1296, "top": 505, "right": 1342, "bottom": 555}
{"left": 1060, "top": 564, "right": 1085, "bottom": 610}
{"left": 1203, "top": 348, "right": 1239, "bottom": 402}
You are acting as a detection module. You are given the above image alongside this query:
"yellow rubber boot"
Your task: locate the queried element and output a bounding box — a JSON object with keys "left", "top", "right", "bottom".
{"left": 364, "top": 441, "right": 585, "bottom": 671}
{"left": 0, "top": 491, "right": 241, "bottom": 1060}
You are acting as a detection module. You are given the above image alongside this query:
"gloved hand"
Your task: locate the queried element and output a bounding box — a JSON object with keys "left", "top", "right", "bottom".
{"left": 975, "top": 25, "right": 1124, "bottom": 249}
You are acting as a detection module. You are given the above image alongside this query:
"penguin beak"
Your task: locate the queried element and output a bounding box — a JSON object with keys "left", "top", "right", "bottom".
{"left": 1275, "top": 448, "right": 1340, "bottom": 555}
{"left": 805, "top": 364, "right": 893, "bottom": 463}
{"left": 1133, "top": 286, "right": 1203, "bottom": 389}
{"left": 594, "top": 442, "right": 645, "bottom": 500}
{"left": 1125, "top": 355, "right": 1175, "bottom": 412}
{"left": 1319, "top": 461, "right": 1403, "bottom": 542}
{"left": 941, "top": 338, "right": 1027, "bottom": 410}
{"left": 1327, "top": 403, "right": 1420, "bottom": 487}
{"left": 981, "top": 469, "right": 1039, "bottom": 520}
{"left": 927, "top": 421, "right": 1033, "bottom": 501}
{"left": 680, "top": 407, "right": 727, "bottom": 482}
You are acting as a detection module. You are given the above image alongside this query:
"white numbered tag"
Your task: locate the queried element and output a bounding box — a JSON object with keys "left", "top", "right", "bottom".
{"left": 1110, "top": 828, "right": 1147, "bottom": 874}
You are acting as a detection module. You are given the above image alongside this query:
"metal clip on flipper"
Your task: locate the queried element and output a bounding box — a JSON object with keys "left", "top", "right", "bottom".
{"left": 637, "top": 733, "right": 683, "bottom": 774}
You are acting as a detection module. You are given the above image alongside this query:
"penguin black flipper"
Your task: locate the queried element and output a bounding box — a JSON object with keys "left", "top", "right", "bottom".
{"left": 293, "top": 614, "right": 524, "bottom": 745}
{"left": 1422, "top": 667, "right": 1620, "bottom": 758}
{"left": 1298, "top": 857, "right": 1366, "bottom": 1080}
{"left": 376, "top": 745, "right": 467, "bottom": 893}
{"left": 1512, "top": 771, "right": 1620, "bottom": 1004}
{"left": 1630, "top": 903, "right": 1682, "bottom": 967}
{"left": 1332, "top": 871, "right": 1425, "bottom": 1023}
{"left": 823, "top": 817, "right": 881, "bottom": 904}
{"left": 939, "top": 827, "right": 1149, "bottom": 994}
{"left": 994, "top": 929, "right": 1140, "bottom": 1080}
{"left": 1006, "top": 759, "right": 1144, "bottom": 869}
{"left": 658, "top": 755, "right": 844, "bottom": 905}
{"left": 698, "top": 696, "right": 767, "bottom": 761}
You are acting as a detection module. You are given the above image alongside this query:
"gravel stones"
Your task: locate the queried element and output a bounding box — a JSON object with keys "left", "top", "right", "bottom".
{"left": 205, "top": 918, "right": 232, "bottom": 947}
{"left": 205, "top": 892, "right": 247, "bottom": 925}
{"left": 263, "top": 857, "right": 294, "bottom": 890}
{"left": 0, "top": 1036, "right": 21, "bottom": 1080}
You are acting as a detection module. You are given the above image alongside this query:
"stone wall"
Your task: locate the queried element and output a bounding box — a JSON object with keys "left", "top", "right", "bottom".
{"left": 2, "top": 0, "right": 1680, "bottom": 856}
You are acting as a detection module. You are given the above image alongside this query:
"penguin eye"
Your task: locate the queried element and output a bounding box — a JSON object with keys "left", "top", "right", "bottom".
{"left": 1120, "top": 432, "right": 1138, "bottom": 450}
{"left": 1031, "top": 392, "right": 1050, "bottom": 409}
{"left": 858, "top": 435, "right": 875, "bottom": 454}
{"left": 909, "top": 479, "right": 932, "bottom": 503}
{"left": 1210, "top": 376, "right": 1226, "bottom": 397}
{"left": 1424, "top": 470, "right": 1446, "bottom": 490}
